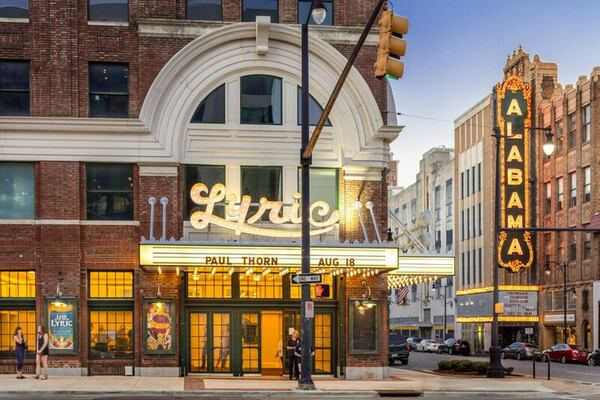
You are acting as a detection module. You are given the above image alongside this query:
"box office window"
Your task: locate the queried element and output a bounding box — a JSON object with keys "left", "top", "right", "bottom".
{"left": 190, "top": 84, "right": 225, "bottom": 123}
{"left": 0, "top": 163, "right": 34, "bottom": 219}
{"left": 0, "top": 271, "right": 35, "bottom": 298}
{"left": 185, "top": 165, "right": 225, "bottom": 218}
{"left": 89, "top": 63, "right": 129, "bottom": 118}
{"left": 188, "top": 271, "right": 232, "bottom": 298}
{"left": 241, "top": 166, "right": 282, "bottom": 221}
{"left": 349, "top": 300, "right": 379, "bottom": 354}
{"left": 0, "top": 60, "right": 29, "bottom": 116}
{"left": 86, "top": 163, "right": 133, "bottom": 220}
{"left": 89, "top": 0, "right": 128, "bottom": 22}
{"left": 242, "top": 0, "right": 277, "bottom": 22}
{"left": 240, "top": 75, "right": 282, "bottom": 125}
{"left": 239, "top": 272, "right": 282, "bottom": 299}
{"left": 89, "top": 310, "right": 133, "bottom": 359}
{"left": 298, "top": 0, "right": 332, "bottom": 25}
{"left": 0, "top": 310, "right": 35, "bottom": 356}
{"left": 297, "top": 168, "right": 338, "bottom": 221}
{"left": 89, "top": 271, "right": 133, "bottom": 298}
{"left": 186, "top": 0, "right": 221, "bottom": 21}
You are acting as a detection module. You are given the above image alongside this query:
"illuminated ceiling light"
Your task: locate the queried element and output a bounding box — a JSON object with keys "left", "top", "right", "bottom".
{"left": 157, "top": 266, "right": 162, "bottom": 274}
{"left": 176, "top": 267, "right": 180, "bottom": 276}
{"left": 246, "top": 268, "right": 253, "bottom": 276}
{"left": 262, "top": 268, "right": 271, "bottom": 276}
{"left": 228, "top": 267, "right": 235, "bottom": 275}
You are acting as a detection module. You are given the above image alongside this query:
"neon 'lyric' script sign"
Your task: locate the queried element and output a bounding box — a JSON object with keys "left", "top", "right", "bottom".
{"left": 189, "top": 183, "right": 340, "bottom": 237}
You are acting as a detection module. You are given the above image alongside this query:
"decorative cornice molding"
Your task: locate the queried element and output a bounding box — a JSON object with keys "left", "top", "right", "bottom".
{"left": 0, "top": 117, "right": 148, "bottom": 134}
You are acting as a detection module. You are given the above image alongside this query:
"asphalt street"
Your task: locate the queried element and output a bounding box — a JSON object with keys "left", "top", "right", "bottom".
{"left": 392, "top": 350, "right": 600, "bottom": 385}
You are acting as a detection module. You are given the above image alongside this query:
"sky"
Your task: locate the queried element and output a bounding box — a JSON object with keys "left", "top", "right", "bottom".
{"left": 388, "top": 0, "right": 600, "bottom": 187}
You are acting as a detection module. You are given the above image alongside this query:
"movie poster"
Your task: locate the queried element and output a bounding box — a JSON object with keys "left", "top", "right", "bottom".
{"left": 46, "top": 298, "right": 77, "bottom": 354}
{"left": 144, "top": 299, "right": 176, "bottom": 354}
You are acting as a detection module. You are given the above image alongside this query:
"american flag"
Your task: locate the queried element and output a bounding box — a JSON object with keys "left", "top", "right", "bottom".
{"left": 395, "top": 287, "right": 409, "bottom": 305}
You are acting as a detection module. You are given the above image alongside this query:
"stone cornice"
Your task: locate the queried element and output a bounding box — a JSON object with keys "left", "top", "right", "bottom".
{"left": 0, "top": 117, "right": 148, "bottom": 135}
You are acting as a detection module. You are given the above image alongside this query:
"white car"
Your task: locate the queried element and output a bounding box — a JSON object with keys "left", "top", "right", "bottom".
{"left": 416, "top": 339, "right": 442, "bottom": 352}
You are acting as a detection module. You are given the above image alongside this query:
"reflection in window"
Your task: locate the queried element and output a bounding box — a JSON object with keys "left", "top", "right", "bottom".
{"left": 297, "top": 168, "right": 338, "bottom": 220}
{"left": 239, "top": 272, "right": 282, "bottom": 299}
{"left": 89, "top": 271, "right": 133, "bottom": 298}
{"left": 242, "top": 0, "right": 278, "bottom": 22}
{"left": 89, "top": 63, "right": 129, "bottom": 118}
{"left": 89, "top": 311, "right": 133, "bottom": 359}
{"left": 185, "top": 165, "right": 226, "bottom": 218}
{"left": 191, "top": 84, "right": 225, "bottom": 123}
{"left": 0, "top": 163, "right": 34, "bottom": 219}
{"left": 350, "top": 301, "right": 378, "bottom": 353}
{"left": 241, "top": 166, "right": 282, "bottom": 221}
{"left": 296, "top": 87, "right": 331, "bottom": 126}
{"left": 0, "top": 0, "right": 28, "bottom": 18}
{"left": 0, "top": 61, "right": 30, "bottom": 116}
{"left": 86, "top": 163, "right": 133, "bottom": 220}
{"left": 187, "top": 272, "right": 232, "bottom": 298}
{"left": 187, "top": 0, "right": 222, "bottom": 20}
{"left": 298, "top": 0, "right": 332, "bottom": 25}
{"left": 88, "top": 0, "right": 128, "bottom": 22}
{"left": 0, "top": 310, "right": 35, "bottom": 356}
{"left": 240, "top": 75, "right": 282, "bottom": 125}
{"left": 0, "top": 271, "right": 35, "bottom": 298}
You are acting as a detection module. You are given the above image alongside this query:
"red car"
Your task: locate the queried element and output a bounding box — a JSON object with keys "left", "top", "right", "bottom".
{"left": 542, "top": 343, "right": 589, "bottom": 364}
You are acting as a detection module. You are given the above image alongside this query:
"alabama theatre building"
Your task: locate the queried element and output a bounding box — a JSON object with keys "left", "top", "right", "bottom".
{"left": 0, "top": 1, "right": 403, "bottom": 378}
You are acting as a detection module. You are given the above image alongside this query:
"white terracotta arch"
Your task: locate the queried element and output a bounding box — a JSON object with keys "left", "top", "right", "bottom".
{"left": 140, "top": 22, "right": 390, "bottom": 168}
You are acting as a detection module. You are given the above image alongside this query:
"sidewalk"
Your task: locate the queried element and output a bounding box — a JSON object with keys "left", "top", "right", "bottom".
{"left": 0, "top": 368, "right": 597, "bottom": 398}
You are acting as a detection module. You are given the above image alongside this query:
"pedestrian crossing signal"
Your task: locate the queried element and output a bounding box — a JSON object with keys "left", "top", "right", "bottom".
{"left": 316, "top": 284, "right": 330, "bottom": 298}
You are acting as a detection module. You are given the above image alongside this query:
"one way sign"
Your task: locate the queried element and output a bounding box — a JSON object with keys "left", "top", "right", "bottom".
{"left": 290, "top": 273, "right": 322, "bottom": 284}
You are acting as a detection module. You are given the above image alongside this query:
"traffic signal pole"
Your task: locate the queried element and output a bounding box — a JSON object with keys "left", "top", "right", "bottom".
{"left": 303, "top": 0, "right": 387, "bottom": 160}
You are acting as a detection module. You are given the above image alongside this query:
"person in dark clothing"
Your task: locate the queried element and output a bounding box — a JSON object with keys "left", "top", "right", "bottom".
{"left": 294, "top": 342, "right": 315, "bottom": 379}
{"left": 286, "top": 330, "right": 300, "bottom": 380}
{"left": 13, "top": 327, "right": 27, "bottom": 379}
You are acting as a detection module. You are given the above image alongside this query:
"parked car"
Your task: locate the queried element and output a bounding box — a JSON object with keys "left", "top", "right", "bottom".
{"left": 542, "top": 343, "right": 589, "bottom": 364}
{"left": 438, "top": 338, "right": 470, "bottom": 355}
{"left": 419, "top": 339, "right": 443, "bottom": 353}
{"left": 501, "top": 342, "right": 541, "bottom": 360}
{"left": 406, "top": 337, "right": 422, "bottom": 352}
{"left": 388, "top": 334, "right": 410, "bottom": 365}
{"left": 587, "top": 349, "right": 600, "bottom": 366}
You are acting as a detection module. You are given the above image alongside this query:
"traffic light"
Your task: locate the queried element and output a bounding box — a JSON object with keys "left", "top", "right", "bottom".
{"left": 374, "top": 10, "right": 409, "bottom": 79}
{"left": 315, "top": 284, "right": 330, "bottom": 298}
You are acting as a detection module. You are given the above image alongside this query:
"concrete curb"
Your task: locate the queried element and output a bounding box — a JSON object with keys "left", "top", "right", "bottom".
{"left": 421, "top": 391, "right": 558, "bottom": 399}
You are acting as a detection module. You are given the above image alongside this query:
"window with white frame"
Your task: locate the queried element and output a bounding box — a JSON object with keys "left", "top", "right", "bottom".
{"left": 583, "top": 166, "right": 591, "bottom": 203}
{"left": 568, "top": 171, "right": 576, "bottom": 207}
{"left": 582, "top": 105, "right": 591, "bottom": 143}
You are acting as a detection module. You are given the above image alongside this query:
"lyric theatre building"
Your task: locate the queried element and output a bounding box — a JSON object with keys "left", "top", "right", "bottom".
{"left": 0, "top": 1, "right": 401, "bottom": 378}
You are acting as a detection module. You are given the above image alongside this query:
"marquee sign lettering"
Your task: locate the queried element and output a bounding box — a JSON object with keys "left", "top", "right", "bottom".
{"left": 496, "top": 76, "right": 534, "bottom": 272}
{"left": 189, "top": 183, "right": 340, "bottom": 237}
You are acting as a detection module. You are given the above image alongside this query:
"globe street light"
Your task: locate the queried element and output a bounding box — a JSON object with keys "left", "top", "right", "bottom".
{"left": 299, "top": 0, "right": 327, "bottom": 391}
{"left": 542, "top": 130, "right": 556, "bottom": 156}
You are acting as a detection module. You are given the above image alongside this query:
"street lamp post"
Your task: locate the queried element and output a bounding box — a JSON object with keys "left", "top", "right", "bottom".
{"left": 489, "top": 124, "right": 555, "bottom": 378}
{"left": 299, "top": 1, "right": 327, "bottom": 391}
{"left": 432, "top": 280, "right": 452, "bottom": 341}
{"left": 544, "top": 261, "right": 576, "bottom": 344}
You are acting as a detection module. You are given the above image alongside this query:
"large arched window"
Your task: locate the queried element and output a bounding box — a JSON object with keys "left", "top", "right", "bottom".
{"left": 297, "top": 87, "right": 331, "bottom": 126}
{"left": 190, "top": 84, "right": 225, "bottom": 123}
{"left": 240, "top": 75, "right": 282, "bottom": 125}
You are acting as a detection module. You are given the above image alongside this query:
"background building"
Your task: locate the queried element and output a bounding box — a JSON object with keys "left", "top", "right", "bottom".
{"left": 0, "top": 0, "right": 401, "bottom": 378}
{"left": 388, "top": 147, "right": 455, "bottom": 340}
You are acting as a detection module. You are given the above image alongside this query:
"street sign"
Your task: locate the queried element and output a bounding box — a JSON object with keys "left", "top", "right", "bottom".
{"left": 291, "top": 273, "right": 322, "bottom": 285}
{"left": 305, "top": 301, "right": 314, "bottom": 319}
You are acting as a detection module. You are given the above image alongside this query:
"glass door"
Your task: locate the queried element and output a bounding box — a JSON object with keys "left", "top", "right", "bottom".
{"left": 314, "top": 312, "right": 333, "bottom": 373}
{"left": 189, "top": 311, "right": 231, "bottom": 373}
{"left": 241, "top": 312, "right": 260, "bottom": 373}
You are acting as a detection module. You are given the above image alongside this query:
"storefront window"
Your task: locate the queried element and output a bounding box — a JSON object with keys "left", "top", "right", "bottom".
{"left": 187, "top": 272, "right": 232, "bottom": 298}
{"left": 86, "top": 163, "right": 134, "bottom": 220}
{"left": 89, "top": 271, "right": 133, "bottom": 298}
{"left": 349, "top": 300, "right": 379, "bottom": 354}
{"left": 240, "top": 75, "right": 282, "bottom": 124}
{"left": 0, "top": 163, "right": 34, "bottom": 219}
{"left": 314, "top": 313, "right": 332, "bottom": 373}
{"left": 185, "top": 165, "right": 225, "bottom": 218}
{"left": 0, "top": 310, "right": 35, "bottom": 357}
{"left": 89, "top": 310, "right": 133, "bottom": 359}
{"left": 0, "top": 270, "right": 35, "bottom": 298}
{"left": 239, "top": 272, "right": 282, "bottom": 299}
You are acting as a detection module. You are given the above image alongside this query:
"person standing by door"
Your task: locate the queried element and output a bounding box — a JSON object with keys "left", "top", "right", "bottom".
{"left": 13, "top": 327, "right": 27, "bottom": 379}
{"left": 286, "top": 330, "right": 299, "bottom": 380}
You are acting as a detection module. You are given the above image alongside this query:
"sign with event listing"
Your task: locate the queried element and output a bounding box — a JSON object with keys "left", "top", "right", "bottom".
{"left": 143, "top": 299, "right": 176, "bottom": 354}
{"left": 496, "top": 75, "right": 534, "bottom": 272}
{"left": 46, "top": 297, "right": 78, "bottom": 355}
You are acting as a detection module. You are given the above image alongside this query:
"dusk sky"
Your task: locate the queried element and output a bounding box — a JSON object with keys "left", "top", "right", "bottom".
{"left": 388, "top": 0, "right": 600, "bottom": 187}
